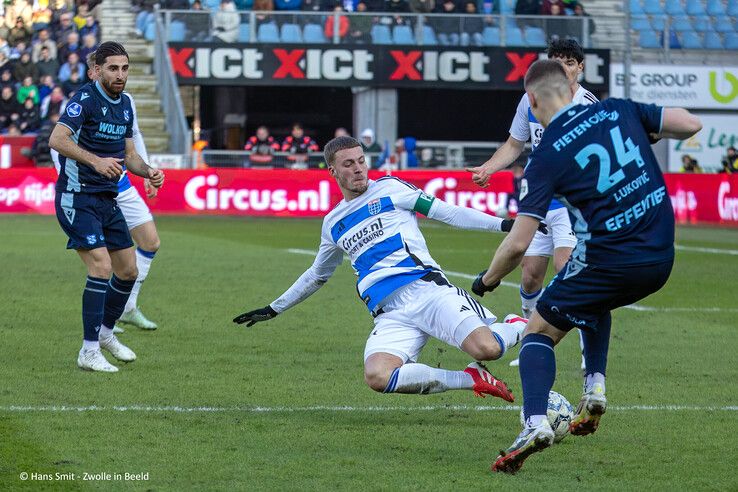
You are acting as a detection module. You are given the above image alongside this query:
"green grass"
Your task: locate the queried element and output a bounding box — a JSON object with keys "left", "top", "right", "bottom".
{"left": 1, "top": 215, "right": 737, "bottom": 491}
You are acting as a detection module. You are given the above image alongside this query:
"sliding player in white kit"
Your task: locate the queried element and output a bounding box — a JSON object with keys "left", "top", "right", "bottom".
{"left": 234, "top": 136, "right": 549, "bottom": 400}
{"left": 467, "top": 39, "right": 597, "bottom": 369}
{"left": 52, "top": 51, "right": 161, "bottom": 333}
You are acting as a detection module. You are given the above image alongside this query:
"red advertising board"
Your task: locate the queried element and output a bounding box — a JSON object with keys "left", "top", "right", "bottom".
{"left": 1, "top": 169, "right": 736, "bottom": 227}
{"left": 0, "top": 136, "right": 36, "bottom": 169}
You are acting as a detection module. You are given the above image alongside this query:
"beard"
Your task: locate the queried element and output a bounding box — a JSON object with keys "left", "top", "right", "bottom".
{"left": 101, "top": 77, "right": 125, "bottom": 96}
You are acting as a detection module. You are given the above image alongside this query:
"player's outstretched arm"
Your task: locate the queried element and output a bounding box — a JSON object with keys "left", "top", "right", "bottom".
{"left": 233, "top": 306, "right": 279, "bottom": 327}
{"left": 426, "top": 198, "right": 547, "bottom": 235}
{"left": 49, "top": 124, "right": 122, "bottom": 179}
{"left": 657, "top": 108, "right": 702, "bottom": 140}
{"left": 466, "top": 135, "right": 526, "bottom": 188}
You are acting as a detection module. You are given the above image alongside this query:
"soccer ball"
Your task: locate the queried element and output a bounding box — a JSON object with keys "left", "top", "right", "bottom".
{"left": 519, "top": 390, "right": 575, "bottom": 443}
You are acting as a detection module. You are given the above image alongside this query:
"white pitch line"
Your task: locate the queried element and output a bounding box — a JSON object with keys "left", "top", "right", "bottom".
{"left": 286, "top": 249, "right": 734, "bottom": 313}
{"left": 675, "top": 244, "right": 738, "bottom": 256}
{"left": 1, "top": 405, "right": 736, "bottom": 413}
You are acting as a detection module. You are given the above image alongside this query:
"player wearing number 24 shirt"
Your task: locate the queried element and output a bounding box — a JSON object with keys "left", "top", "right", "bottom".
{"left": 471, "top": 60, "right": 702, "bottom": 474}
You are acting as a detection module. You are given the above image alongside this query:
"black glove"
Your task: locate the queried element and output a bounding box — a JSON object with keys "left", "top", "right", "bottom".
{"left": 233, "top": 305, "right": 278, "bottom": 327}
{"left": 471, "top": 271, "right": 501, "bottom": 297}
{"left": 501, "top": 218, "right": 549, "bottom": 235}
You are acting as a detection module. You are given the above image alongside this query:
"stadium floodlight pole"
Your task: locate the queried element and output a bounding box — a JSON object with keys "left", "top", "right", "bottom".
{"left": 624, "top": 0, "right": 632, "bottom": 99}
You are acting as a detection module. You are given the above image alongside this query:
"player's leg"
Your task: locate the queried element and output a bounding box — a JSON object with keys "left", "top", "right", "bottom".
{"left": 519, "top": 255, "right": 548, "bottom": 319}
{"left": 116, "top": 188, "right": 159, "bottom": 330}
{"left": 570, "top": 312, "right": 610, "bottom": 436}
{"left": 97, "top": 245, "right": 139, "bottom": 362}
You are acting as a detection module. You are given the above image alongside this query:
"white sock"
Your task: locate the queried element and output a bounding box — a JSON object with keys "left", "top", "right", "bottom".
{"left": 385, "top": 363, "right": 473, "bottom": 394}
{"left": 520, "top": 287, "right": 542, "bottom": 316}
{"left": 82, "top": 340, "right": 100, "bottom": 351}
{"left": 585, "top": 372, "right": 606, "bottom": 393}
{"left": 99, "top": 325, "right": 114, "bottom": 340}
{"left": 579, "top": 330, "right": 586, "bottom": 370}
{"left": 125, "top": 248, "right": 155, "bottom": 313}
{"left": 525, "top": 414, "right": 548, "bottom": 429}
{"left": 489, "top": 321, "right": 525, "bottom": 355}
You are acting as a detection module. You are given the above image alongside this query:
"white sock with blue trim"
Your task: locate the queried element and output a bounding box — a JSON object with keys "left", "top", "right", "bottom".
{"left": 520, "top": 287, "right": 542, "bottom": 317}
{"left": 125, "top": 247, "right": 156, "bottom": 313}
{"left": 384, "top": 364, "right": 473, "bottom": 394}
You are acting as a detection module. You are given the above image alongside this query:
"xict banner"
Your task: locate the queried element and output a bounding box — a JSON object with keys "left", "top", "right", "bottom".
{"left": 2, "top": 169, "right": 735, "bottom": 226}
{"left": 168, "top": 43, "right": 610, "bottom": 91}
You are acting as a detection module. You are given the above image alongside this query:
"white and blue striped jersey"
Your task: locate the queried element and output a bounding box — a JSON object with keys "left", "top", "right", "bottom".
{"left": 270, "top": 176, "right": 505, "bottom": 315}
{"left": 509, "top": 86, "right": 598, "bottom": 211}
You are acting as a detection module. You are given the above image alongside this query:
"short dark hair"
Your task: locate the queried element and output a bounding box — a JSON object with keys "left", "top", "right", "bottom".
{"left": 86, "top": 51, "right": 95, "bottom": 70}
{"left": 524, "top": 59, "right": 569, "bottom": 97}
{"left": 94, "top": 41, "right": 128, "bottom": 67}
{"left": 547, "top": 38, "right": 584, "bottom": 63}
{"left": 324, "top": 136, "right": 361, "bottom": 167}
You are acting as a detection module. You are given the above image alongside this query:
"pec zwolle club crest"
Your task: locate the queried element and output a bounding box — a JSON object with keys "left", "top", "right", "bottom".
{"left": 368, "top": 199, "right": 382, "bottom": 215}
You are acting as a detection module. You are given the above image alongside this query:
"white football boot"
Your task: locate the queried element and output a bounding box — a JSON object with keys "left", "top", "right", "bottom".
{"left": 78, "top": 348, "right": 118, "bottom": 373}
{"left": 118, "top": 307, "right": 158, "bottom": 330}
{"left": 99, "top": 335, "right": 137, "bottom": 362}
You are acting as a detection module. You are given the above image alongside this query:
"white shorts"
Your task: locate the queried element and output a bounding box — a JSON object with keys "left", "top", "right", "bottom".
{"left": 524, "top": 207, "right": 577, "bottom": 257}
{"left": 116, "top": 186, "right": 154, "bottom": 230}
{"left": 363, "top": 275, "right": 497, "bottom": 363}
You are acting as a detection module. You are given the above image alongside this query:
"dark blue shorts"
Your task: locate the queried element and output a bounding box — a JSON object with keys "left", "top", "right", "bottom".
{"left": 536, "top": 258, "right": 674, "bottom": 332}
{"left": 55, "top": 191, "right": 133, "bottom": 250}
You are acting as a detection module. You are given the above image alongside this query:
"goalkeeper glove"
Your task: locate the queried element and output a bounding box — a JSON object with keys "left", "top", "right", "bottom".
{"left": 472, "top": 271, "right": 500, "bottom": 297}
{"left": 501, "top": 218, "right": 549, "bottom": 235}
{"left": 233, "top": 305, "right": 278, "bottom": 327}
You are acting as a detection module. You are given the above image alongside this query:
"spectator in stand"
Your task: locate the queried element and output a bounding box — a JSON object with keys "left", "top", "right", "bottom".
{"left": 360, "top": 128, "right": 382, "bottom": 153}
{"left": 9, "top": 17, "right": 33, "bottom": 46}
{"left": 9, "top": 41, "right": 28, "bottom": 60}
{"left": 58, "top": 52, "right": 85, "bottom": 82}
{"left": 253, "top": 0, "right": 275, "bottom": 25}
{"left": 302, "top": 0, "right": 332, "bottom": 12}
{"left": 16, "top": 76, "right": 39, "bottom": 104}
{"left": 0, "top": 36, "right": 9, "bottom": 59}
{"left": 0, "top": 86, "right": 21, "bottom": 130}
{"left": 58, "top": 31, "right": 81, "bottom": 64}
{"left": 722, "top": 146, "right": 738, "bottom": 174}
{"left": 281, "top": 123, "right": 319, "bottom": 160}
{"left": 410, "top": 0, "right": 435, "bottom": 13}
{"left": 348, "top": 1, "right": 373, "bottom": 43}
{"left": 680, "top": 154, "right": 703, "bottom": 173}
{"left": 13, "top": 51, "right": 39, "bottom": 83}
{"left": 541, "top": 0, "right": 565, "bottom": 15}
{"left": 189, "top": 0, "right": 211, "bottom": 41}
{"left": 41, "top": 85, "right": 68, "bottom": 118}
{"left": 79, "top": 15, "right": 101, "bottom": 40}
{"left": 79, "top": 34, "right": 98, "bottom": 63}
{"left": 244, "top": 125, "right": 280, "bottom": 165}
{"left": 542, "top": 0, "right": 570, "bottom": 40}
{"left": 516, "top": 0, "right": 541, "bottom": 15}
{"left": 18, "top": 97, "right": 40, "bottom": 133}
{"left": 36, "top": 46, "right": 60, "bottom": 79}
{"left": 573, "top": 3, "right": 595, "bottom": 36}
{"left": 73, "top": 3, "right": 90, "bottom": 30}
{"left": 334, "top": 127, "right": 349, "bottom": 138}
{"left": 434, "top": 0, "right": 461, "bottom": 45}
{"left": 5, "top": 1, "right": 33, "bottom": 32}
{"left": 61, "top": 69, "right": 84, "bottom": 97}
{"left": 0, "top": 52, "right": 9, "bottom": 73}
{"left": 31, "top": 112, "right": 60, "bottom": 166}
{"left": 0, "top": 69, "right": 14, "bottom": 90}
{"left": 463, "top": 2, "right": 485, "bottom": 36}
{"left": 212, "top": 0, "right": 240, "bottom": 42}
{"left": 38, "top": 74, "right": 55, "bottom": 101}
{"left": 325, "top": 6, "right": 350, "bottom": 40}
{"left": 32, "top": 28, "right": 58, "bottom": 62}
{"left": 5, "top": 122, "right": 22, "bottom": 136}
{"left": 53, "top": 12, "right": 77, "bottom": 50}
{"left": 31, "top": 4, "right": 54, "bottom": 32}
{"left": 385, "top": 0, "right": 411, "bottom": 17}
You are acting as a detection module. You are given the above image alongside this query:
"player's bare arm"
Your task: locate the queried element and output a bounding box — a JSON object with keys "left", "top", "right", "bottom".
{"left": 473, "top": 215, "right": 541, "bottom": 296}
{"left": 466, "top": 135, "right": 526, "bottom": 187}
{"left": 49, "top": 124, "right": 122, "bottom": 179}
{"left": 125, "top": 138, "right": 165, "bottom": 188}
{"left": 655, "top": 108, "right": 702, "bottom": 140}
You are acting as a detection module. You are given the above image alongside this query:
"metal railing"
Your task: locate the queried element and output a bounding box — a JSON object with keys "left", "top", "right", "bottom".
{"left": 154, "top": 8, "right": 192, "bottom": 155}
{"left": 161, "top": 10, "right": 593, "bottom": 48}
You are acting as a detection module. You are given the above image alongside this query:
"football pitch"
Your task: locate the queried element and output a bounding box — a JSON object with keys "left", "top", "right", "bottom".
{"left": 1, "top": 215, "right": 737, "bottom": 490}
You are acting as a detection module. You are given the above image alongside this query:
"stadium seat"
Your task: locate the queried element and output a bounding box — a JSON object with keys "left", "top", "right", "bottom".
{"left": 274, "top": 0, "right": 302, "bottom": 9}
{"left": 692, "top": 16, "right": 713, "bottom": 31}
{"left": 639, "top": 29, "right": 662, "bottom": 47}
{"left": 203, "top": 0, "right": 220, "bottom": 9}
{"left": 725, "top": 31, "right": 738, "bottom": 49}
{"left": 482, "top": 26, "right": 500, "bottom": 45}
{"left": 685, "top": 0, "right": 707, "bottom": 15}
{"left": 280, "top": 23, "right": 302, "bottom": 43}
{"left": 371, "top": 24, "right": 392, "bottom": 44}
{"left": 420, "top": 25, "right": 438, "bottom": 45}
{"left": 169, "top": 20, "right": 186, "bottom": 42}
{"left": 664, "top": 0, "right": 685, "bottom": 15}
{"left": 303, "top": 23, "right": 327, "bottom": 43}
{"left": 703, "top": 30, "right": 723, "bottom": 48}
{"left": 706, "top": 0, "right": 726, "bottom": 15}
{"left": 629, "top": 0, "right": 644, "bottom": 15}
{"left": 144, "top": 20, "right": 156, "bottom": 41}
{"left": 471, "top": 32, "right": 483, "bottom": 45}
{"left": 524, "top": 26, "right": 547, "bottom": 46}
{"left": 392, "top": 25, "right": 415, "bottom": 45}
{"left": 663, "top": 29, "right": 682, "bottom": 47}
{"left": 631, "top": 15, "right": 652, "bottom": 31}
{"left": 438, "top": 33, "right": 460, "bottom": 45}
{"left": 257, "top": 23, "right": 280, "bottom": 43}
{"left": 650, "top": 15, "right": 666, "bottom": 30}
{"left": 680, "top": 30, "right": 702, "bottom": 47}
{"left": 136, "top": 11, "right": 150, "bottom": 34}
{"left": 460, "top": 31, "right": 471, "bottom": 46}
{"left": 643, "top": 0, "right": 664, "bottom": 15}
{"left": 671, "top": 16, "right": 693, "bottom": 31}
{"left": 714, "top": 19, "right": 735, "bottom": 33}
{"left": 729, "top": 0, "right": 738, "bottom": 16}
{"left": 238, "top": 23, "right": 251, "bottom": 42}
{"left": 505, "top": 26, "right": 525, "bottom": 46}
